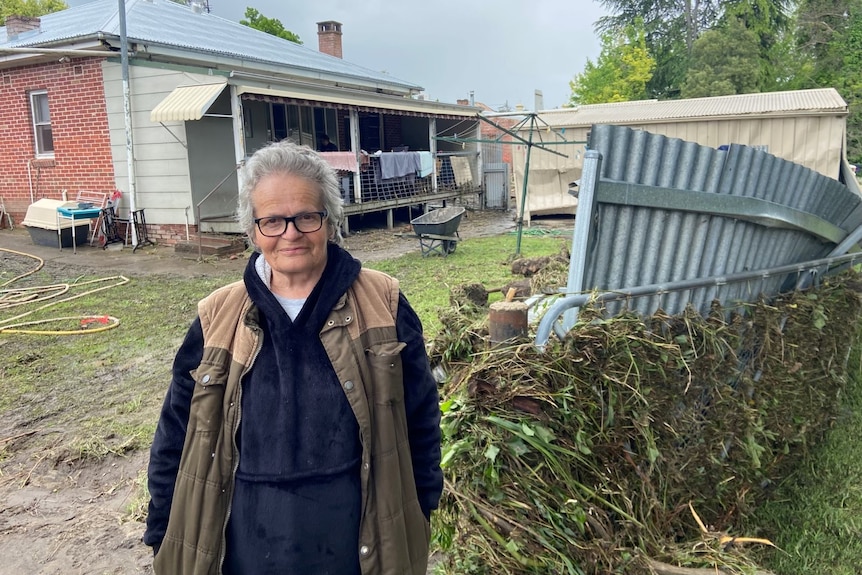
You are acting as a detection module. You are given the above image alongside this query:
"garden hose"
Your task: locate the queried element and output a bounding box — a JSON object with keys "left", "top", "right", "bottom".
{"left": 0, "top": 247, "right": 129, "bottom": 335}
{"left": 0, "top": 247, "right": 44, "bottom": 287}
{"left": 0, "top": 315, "right": 120, "bottom": 335}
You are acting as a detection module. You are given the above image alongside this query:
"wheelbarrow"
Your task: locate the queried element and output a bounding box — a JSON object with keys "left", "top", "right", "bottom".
{"left": 410, "top": 206, "right": 466, "bottom": 257}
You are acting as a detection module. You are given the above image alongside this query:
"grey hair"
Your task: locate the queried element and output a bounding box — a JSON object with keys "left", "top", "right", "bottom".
{"left": 237, "top": 140, "right": 344, "bottom": 246}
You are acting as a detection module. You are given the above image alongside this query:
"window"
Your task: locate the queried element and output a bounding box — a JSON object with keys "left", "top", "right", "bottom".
{"left": 30, "top": 90, "right": 54, "bottom": 156}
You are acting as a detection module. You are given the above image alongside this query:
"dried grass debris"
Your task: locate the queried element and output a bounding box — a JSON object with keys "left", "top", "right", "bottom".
{"left": 430, "top": 272, "right": 862, "bottom": 574}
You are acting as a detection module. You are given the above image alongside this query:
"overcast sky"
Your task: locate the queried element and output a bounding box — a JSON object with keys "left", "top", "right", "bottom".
{"left": 67, "top": 0, "right": 607, "bottom": 110}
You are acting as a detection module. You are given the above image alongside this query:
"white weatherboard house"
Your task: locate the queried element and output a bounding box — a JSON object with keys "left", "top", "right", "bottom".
{"left": 0, "top": 0, "right": 481, "bottom": 245}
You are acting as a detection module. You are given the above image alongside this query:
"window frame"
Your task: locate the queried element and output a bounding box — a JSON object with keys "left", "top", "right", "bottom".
{"left": 29, "top": 90, "right": 54, "bottom": 157}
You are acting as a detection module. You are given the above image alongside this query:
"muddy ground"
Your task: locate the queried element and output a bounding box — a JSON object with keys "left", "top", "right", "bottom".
{"left": 0, "top": 208, "right": 573, "bottom": 575}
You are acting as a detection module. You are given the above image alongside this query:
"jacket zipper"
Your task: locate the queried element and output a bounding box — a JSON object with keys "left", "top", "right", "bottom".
{"left": 217, "top": 323, "right": 262, "bottom": 574}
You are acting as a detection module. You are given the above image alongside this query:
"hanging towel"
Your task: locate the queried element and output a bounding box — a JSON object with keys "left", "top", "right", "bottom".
{"left": 417, "top": 151, "right": 434, "bottom": 178}
{"left": 318, "top": 152, "right": 359, "bottom": 173}
{"left": 379, "top": 152, "right": 420, "bottom": 179}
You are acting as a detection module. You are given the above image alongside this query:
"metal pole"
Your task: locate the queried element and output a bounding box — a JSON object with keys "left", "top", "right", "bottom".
{"left": 562, "top": 150, "right": 601, "bottom": 331}
{"left": 119, "top": 0, "right": 138, "bottom": 247}
{"left": 534, "top": 249, "right": 862, "bottom": 350}
{"left": 514, "top": 116, "right": 535, "bottom": 256}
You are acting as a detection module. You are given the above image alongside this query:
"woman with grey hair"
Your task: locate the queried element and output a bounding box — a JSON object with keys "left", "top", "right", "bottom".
{"left": 144, "top": 140, "right": 442, "bottom": 575}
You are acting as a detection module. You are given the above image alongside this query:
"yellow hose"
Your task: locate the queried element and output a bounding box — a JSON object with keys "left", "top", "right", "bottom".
{"left": 0, "top": 315, "right": 120, "bottom": 335}
{"left": 0, "top": 248, "right": 128, "bottom": 335}
{"left": 1, "top": 284, "right": 71, "bottom": 310}
{"left": 0, "top": 247, "right": 44, "bottom": 287}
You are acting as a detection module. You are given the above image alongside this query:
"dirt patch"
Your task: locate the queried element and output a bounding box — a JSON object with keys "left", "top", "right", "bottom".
{"left": 0, "top": 453, "right": 151, "bottom": 575}
{"left": 0, "top": 208, "right": 573, "bottom": 575}
{"left": 0, "top": 207, "right": 549, "bottom": 280}
{"left": 342, "top": 207, "right": 528, "bottom": 262}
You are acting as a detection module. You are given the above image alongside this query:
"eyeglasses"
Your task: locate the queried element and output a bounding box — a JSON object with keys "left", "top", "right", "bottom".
{"left": 254, "top": 211, "right": 328, "bottom": 236}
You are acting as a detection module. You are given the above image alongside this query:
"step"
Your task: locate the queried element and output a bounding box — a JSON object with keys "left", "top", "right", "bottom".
{"left": 174, "top": 235, "right": 247, "bottom": 257}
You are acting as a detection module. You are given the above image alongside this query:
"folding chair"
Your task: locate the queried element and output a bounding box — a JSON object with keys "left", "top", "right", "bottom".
{"left": 74, "top": 190, "right": 110, "bottom": 246}
{"left": 0, "top": 196, "right": 12, "bottom": 230}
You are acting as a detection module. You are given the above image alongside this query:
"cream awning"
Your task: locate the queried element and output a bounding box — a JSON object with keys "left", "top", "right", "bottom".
{"left": 150, "top": 80, "right": 228, "bottom": 122}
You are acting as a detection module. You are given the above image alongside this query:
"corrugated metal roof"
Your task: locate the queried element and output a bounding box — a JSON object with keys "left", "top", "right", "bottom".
{"left": 564, "top": 124, "right": 862, "bottom": 322}
{"left": 0, "top": 0, "right": 420, "bottom": 93}
{"left": 535, "top": 89, "right": 847, "bottom": 128}
{"left": 150, "top": 80, "right": 226, "bottom": 122}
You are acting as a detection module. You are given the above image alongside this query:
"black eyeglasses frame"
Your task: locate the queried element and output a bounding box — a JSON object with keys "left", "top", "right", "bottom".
{"left": 253, "top": 210, "right": 328, "bottom": 237}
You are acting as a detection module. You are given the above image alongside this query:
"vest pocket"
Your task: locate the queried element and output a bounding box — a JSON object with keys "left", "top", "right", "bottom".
{"left": 365, "top": 341, "right": 406, "bottom": 405}
{"left": 374, "top": 501, "right": 430, "bottom": 575}
{"left": 365, "top": 341, "right": 408, "bottom": 457}
{"left": 188, "top": 364, "right": 227, "bottom": 432}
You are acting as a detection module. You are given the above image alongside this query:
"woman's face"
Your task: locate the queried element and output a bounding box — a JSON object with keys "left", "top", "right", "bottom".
{"left": 251, "top": 172, "right": 330, "bottom": 290}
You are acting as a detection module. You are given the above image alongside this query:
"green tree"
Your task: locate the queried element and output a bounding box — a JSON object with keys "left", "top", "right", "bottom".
{"left": 681, "top": 17, "right": 761, "bottom": 97}
{"left": 795, "top": 0, "right": 853, "bottom": 86}
{"left": 840, "top": 5, "right": 862, "bottom": 164}
{"left": 766, "top": 16, "right": 810, "bottom": 91}
{"left": 569, "top": 24, "right": 655, "bottom": 105}
{"left": 721, "top": 0, "right": 791, "bottom": 91}
{"left": 594, "top": 0, "right": 791, "bottom": 97}
{"left": 239, "top": 7, "right": 301, "bottom": 44}
{"left": 597, "top": 0, "right": 723, "bottom": 53}
{"left": 596, "top": 0, "right": 723, "bottom": 97}
{"left": 1, "top": 0, "right": 66, "bottom": 24}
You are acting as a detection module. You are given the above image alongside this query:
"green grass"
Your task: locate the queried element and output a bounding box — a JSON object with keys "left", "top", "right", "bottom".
{"left": 746, "top": 338, "right": 862, "bottom": 574}
{"left": 366, "top": 233, "right": 568, "bottom": 333}
{"left": 0, "top": 273, "right": 230, "bottom": 465}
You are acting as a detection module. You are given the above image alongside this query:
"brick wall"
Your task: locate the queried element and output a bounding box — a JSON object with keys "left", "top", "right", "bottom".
{"left": 141, "top": 223, "right": 186, "bottom": 246}
{"left": 317, "top": 22, "right": 343, "bottom": 59}
{"left": 480, "top": 111, "right": 515, "bottom": 165}
{"left": 318, "top": 34, "right": 342, "bottom": 59}
{"left": 0, "top": 58, "right": 116, "bottom": 224}
{"left": 336, "top": 109, "right": 350, "bottom": 147}
{"left": 382, "top": 115, "right": 402, "bottom": 150}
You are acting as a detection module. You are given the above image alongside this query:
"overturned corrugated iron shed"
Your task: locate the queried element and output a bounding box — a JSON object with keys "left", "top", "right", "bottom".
{"left": 536, "top": 124, "right": 862, "bottom": 346}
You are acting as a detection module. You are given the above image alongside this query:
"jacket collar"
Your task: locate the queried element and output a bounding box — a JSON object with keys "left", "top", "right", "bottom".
{"left": 243, "top": 245, "right": 361, "bottom": 329}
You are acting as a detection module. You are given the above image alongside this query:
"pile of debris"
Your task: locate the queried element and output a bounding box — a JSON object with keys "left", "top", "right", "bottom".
{"left": 430, "top": 257, "right": 862, "bottom": 574}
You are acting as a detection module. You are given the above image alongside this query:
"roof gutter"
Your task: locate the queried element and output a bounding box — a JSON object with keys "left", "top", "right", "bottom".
{"left": 0, "top": 46, "right": 116, "bottom": 57}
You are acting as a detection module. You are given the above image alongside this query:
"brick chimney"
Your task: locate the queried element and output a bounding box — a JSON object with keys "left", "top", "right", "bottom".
{"left": 457, "top": 99, "right": 469, "bottom": 106}
{"left": 317, "top": 21, "right": 343, "bottom": 59}
{"left": 6, "top": 16, "right": 41, "bottom": 39}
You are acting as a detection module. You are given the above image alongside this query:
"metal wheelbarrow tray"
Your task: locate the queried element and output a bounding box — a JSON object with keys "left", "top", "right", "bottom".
{"left": 410, "top": 206, "right": 466, "bottom": 256}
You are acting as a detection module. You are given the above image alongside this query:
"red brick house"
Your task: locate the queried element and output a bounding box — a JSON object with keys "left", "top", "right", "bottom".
{"left": 0, "top": 0, "right": 481, "bottom": 245}
{"left": 1, "top": 44, "right": 115, "bottom": 220}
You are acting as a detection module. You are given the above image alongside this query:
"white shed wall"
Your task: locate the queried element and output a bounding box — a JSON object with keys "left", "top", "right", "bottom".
{"left": 514, "top": 114, "right": 848, "bottom": 221}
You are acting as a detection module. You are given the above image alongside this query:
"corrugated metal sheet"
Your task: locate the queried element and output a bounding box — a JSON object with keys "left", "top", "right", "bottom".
{"left": 537, "top": 89, "right": 847, "bottom": 127}
{"left": 564, "top": 124, "right": 862, "bottom": 321}
{"left": 0, "top": 0, "right": 419, "bottom": 93}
